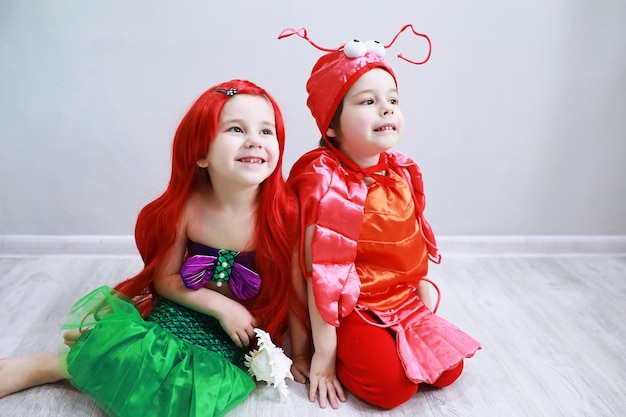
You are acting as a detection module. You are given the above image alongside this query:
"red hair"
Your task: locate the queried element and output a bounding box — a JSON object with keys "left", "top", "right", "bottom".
{"left": 114, "top": 79, "right": 298, "bottom": 341}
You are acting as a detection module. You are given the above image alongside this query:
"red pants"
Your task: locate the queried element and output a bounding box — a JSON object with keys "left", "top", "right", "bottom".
{"left": 336, "top": 310, "right": 464, "bottom": 409}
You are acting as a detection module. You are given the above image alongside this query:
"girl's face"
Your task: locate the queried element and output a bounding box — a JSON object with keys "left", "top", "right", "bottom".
{"left": 327, "top": 68, "right": 404, "bottom": 167}
{"left": 197, "top": 94, "right": 280, "bottom": 189}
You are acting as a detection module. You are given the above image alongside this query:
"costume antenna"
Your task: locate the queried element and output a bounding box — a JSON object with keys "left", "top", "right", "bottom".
{"left": 277, "top": 28, "right": 340, "bottom": 52}
{"left": 384, "top": 24, "right": 432, "bottom": 65}
{"left": 279, "top": 24, "right": 432, "bottom": 65}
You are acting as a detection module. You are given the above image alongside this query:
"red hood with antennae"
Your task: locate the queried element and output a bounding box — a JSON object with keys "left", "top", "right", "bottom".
{"left": 306, "top": 51, "right": 396, "bottom": 137}
{"left": 279, "top": 24, "right": 431, "bottom": 137}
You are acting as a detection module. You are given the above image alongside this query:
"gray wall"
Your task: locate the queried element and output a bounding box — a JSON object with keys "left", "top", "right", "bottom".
{"left": 1, "top": 0, "right": 624, "bottom": 236}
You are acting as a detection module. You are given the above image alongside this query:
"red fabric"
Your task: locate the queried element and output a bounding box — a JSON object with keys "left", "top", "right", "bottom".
{"left": 350, "top": 176, "right": 479, "bottom": 385}
{"left": 370, "top": 295, "right": 479, "bottom": 384}
{"left": 288, "top": 147, "right": 479, "bottom": 407}
{"left": 432, "top": 361, "right": 464, "bottom": 388}
{"left": 287, "top": 147, "right": 440, "bottom": 326}
{"left": 336, "top": 310, "right": 465, "bottom": 409}
{"left": 306, "top": 51, "right": 396, "bottom": 136}
{"left": 279, "top": 25, "right": 432, "bottom": 135}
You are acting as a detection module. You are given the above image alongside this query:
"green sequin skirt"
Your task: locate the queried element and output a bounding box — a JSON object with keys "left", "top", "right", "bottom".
{"left": 147, "top": 296, "right": 248, "bottom": 365}
{"left": 61, "top": 286, "right": 255, "bottom": 417}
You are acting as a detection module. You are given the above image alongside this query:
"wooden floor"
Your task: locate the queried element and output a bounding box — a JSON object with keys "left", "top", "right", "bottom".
{"left": 0, "top": 250, "right": 625, "bottom": 416}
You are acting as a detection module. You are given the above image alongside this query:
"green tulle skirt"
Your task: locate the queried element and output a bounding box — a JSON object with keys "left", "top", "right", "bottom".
{"left": 60, "top": 286, "right": 255, "bottom": 417}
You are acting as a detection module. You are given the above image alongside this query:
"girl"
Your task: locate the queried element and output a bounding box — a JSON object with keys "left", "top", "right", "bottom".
{"left": 281, "top": 26, "right": 481, "bottom": 410}
{"left": 0, "top": 79, "right": 298, "bottom": 417}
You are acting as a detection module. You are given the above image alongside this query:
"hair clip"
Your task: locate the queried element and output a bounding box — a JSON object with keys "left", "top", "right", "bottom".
{"left": 212, "top": 88, "right": 238, "bottom": 96}
{"left": 278, "top": 24, "right": 432, "bottom": 65}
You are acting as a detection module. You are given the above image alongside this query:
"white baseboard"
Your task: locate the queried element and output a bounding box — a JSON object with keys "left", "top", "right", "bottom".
{"left": 0, "top": 235, "right": 138, "bottom": 257}
{"left": 436, "top": 235, "right": 626, "bottom": 256}
{"left": 1, "top": 234, "right": 625, "bottom": 257}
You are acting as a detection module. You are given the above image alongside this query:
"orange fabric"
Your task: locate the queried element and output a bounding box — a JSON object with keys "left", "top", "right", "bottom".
{"left": 356, "top": 170, "right": 428, "bottom": 311}
{"left": 287, "top": 148, "right": 440, "bottom": 326}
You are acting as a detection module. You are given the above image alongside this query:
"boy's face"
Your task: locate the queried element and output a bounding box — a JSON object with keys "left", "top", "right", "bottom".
{"left": 327, "top": 68, "right": 404, "bottom": 167}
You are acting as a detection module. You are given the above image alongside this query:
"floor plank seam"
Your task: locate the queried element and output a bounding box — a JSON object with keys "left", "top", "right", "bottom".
{"left": 2, "top": 235, "right": 625, "bottom": 256}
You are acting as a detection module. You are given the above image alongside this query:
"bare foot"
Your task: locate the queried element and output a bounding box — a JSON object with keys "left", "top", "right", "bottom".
{"left": 63, "top": 329, "right": 84, "bottom": 348}
{"left": 0, "top": 352, "right": 65, "bottom": 398}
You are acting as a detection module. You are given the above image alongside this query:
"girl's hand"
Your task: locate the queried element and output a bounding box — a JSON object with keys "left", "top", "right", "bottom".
{"left": 308, "top": 350, "right": 346, "bottom": 409}
{"left": 290, "top": 354, "right": 311, "bottom": 384}
{"left": 217, "top": 299, "right": 258, "bottom": 348}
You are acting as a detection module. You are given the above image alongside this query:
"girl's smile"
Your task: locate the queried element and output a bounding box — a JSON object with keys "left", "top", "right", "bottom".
{"left": 197, "top": 94, "right": 279, "bottom": 188}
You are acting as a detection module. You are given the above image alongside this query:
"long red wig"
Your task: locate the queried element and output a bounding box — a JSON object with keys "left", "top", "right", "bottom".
{"left": 114, "top": 79, "right": 298, "bottom": 341}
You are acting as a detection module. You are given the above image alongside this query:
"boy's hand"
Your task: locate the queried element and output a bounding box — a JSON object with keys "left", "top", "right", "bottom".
{"left": 308, "top": 350, "right": 347, "bottom": 409}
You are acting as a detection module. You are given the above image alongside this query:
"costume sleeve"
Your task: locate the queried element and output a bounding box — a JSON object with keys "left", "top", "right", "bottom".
{"left": 287, "top": 149, "right": 366, "bottom": 326}
{"left": 388, "top": 151, "right": 441, "bottom": 264}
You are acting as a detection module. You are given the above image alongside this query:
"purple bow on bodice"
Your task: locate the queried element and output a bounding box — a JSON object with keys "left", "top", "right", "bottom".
{"left": 180, "top": 254, "right": 261, "bottom": 300}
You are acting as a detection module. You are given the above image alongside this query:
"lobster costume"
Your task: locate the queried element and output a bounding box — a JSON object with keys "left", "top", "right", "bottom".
{"left": 282, "top": 25, "right": 481, "bottom": 408}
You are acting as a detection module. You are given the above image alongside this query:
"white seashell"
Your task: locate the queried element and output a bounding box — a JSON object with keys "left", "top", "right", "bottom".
{"left": 244, "top": 328, "right": 294, "bottom": 400}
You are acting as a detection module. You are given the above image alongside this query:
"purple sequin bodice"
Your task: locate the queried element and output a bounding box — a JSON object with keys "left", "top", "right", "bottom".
{"left": 180, "top": 240, "right": 260, "bottom": 300}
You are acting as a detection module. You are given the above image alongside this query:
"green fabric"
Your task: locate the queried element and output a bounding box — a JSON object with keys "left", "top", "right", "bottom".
{"left": 63, "top": 286, "right": 255, "bottom": 417}
{"left": 213, "top": 249, "right": 238, "bottom": 283}
{"left": 147, "top": 296, "right": 247, "bottom": 365}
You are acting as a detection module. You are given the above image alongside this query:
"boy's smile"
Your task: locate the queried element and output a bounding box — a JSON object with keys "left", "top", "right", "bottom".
{"left": 327, "top": 68, "right": 404, "bottom": 168}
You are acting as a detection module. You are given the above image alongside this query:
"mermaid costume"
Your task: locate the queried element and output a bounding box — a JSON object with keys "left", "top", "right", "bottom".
{"left": 60, "top": 241, "right": 259, "bottom": 417}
